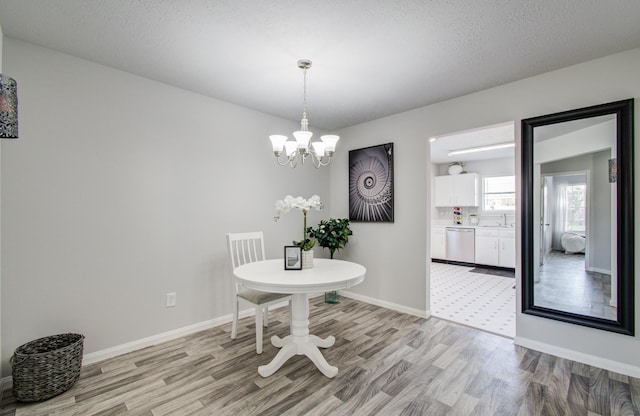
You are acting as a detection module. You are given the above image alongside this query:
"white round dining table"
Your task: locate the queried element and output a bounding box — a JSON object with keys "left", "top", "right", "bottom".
{"left": 233, "top": 258, "right": 366, "bottom": 378}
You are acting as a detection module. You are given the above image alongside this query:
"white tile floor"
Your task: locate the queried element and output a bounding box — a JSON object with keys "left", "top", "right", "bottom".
{"left": 430, "top": 261, "right": 516, "bottom": 338}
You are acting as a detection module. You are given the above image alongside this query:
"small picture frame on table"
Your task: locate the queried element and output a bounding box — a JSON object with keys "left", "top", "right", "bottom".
{"left": 284, "top": 246, "right": 302, "bottom": 270}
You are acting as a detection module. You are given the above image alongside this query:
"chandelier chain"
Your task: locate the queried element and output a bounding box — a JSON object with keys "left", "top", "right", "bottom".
{"left": 302, "top": 67, "right": 308, "bottom": 127}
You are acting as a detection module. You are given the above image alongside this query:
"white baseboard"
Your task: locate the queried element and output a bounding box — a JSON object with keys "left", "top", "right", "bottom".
{"left": 0, "top": 301, "right": 290, "bottom": 390}
{"left": 515, "top": 336, "right": 640, "bottom": 378}
{"left": 83, "top": 293, "right": 428, "bottom": 369}
{"left": 83, "top": 300, "right": 289, "bottom": 366}
{"left": 340, "top": 290, "right": 430, "bottom": 319}
{"left": 83, "top": 317, "right": 226, "bottom": 366}
{"left": 585, "top": 266, "right": 611, "bottom": 275}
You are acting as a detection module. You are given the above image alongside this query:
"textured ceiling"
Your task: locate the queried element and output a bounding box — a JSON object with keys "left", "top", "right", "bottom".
{"left": 0, "top": 0, "right": 639, "bottom": 132}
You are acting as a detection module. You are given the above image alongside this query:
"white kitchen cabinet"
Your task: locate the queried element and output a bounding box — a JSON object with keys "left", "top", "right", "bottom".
{"left": 434, "top": 175, "right": 453, "bottom": 207}
{"left": 474, "top": 227, "right": 516, "bottom": 268}
{"left": 434, "top": 173, "right": 479, "bottom": 207}
{"left": 475, "top": 228, "right": 500, "bottom": 266}
{"left": 431, "top": 226, "right": 446, "bottom": 260}
{"left": 498, "top": 229, "right": 516, "bottom": 268}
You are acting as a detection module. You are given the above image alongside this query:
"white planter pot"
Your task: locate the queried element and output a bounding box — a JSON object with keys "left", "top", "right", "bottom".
{"left": 302, "top": 250, "right": 314, "bottom": 269}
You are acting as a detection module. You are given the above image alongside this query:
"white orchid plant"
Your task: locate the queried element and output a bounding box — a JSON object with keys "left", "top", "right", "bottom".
{"left": 274, "top": 195, "right": 323, "bottom": 251}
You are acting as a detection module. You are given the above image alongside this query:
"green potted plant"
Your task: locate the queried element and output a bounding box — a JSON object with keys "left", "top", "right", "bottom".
{"left": 308, "top": 218, "right": 353, "bottom": 303}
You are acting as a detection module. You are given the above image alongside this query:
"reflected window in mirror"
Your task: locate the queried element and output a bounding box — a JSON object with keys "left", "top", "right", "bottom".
{"left": 521, "top": 99, "right": 634, "bottom": 335}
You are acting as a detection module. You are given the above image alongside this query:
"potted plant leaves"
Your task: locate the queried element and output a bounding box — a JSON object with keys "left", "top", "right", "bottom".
{"left": 308, "top": 218, "right": 353, "bottom": 303}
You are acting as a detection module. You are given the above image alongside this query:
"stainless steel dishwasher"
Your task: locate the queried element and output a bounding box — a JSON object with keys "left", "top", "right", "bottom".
{"left": 446, "top": 227, "right": 475, "bottom": 263}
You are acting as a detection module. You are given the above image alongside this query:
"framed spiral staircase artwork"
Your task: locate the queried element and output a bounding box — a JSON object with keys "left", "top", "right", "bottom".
{"left": 348, "top": 143, "right": 394, "bottom": 222}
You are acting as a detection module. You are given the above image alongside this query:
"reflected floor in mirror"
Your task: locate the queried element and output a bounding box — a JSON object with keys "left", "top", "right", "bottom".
{"left": 430, "top": 261, "right": 515, "bottom": 338}
{"left": 535, "top": 250, "right": 615, "bottom": 320}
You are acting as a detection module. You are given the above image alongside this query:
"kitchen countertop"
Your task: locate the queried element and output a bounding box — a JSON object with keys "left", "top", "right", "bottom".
{"left": 433, "top": 224, "right": 515, "bottom": 230}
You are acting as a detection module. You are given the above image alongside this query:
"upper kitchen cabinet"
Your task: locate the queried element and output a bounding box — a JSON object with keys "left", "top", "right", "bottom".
{"left": 434, "top": 173, "right": 479, "bottom": 207}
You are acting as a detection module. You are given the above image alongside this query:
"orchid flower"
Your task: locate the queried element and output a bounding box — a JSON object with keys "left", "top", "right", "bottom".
{"left": 274, "top": 195, "right": 324, "bottom": 250}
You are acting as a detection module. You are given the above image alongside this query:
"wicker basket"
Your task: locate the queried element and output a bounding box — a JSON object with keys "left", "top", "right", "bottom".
{"left": 10, "top": 333, "right": 84, "bottom": 402}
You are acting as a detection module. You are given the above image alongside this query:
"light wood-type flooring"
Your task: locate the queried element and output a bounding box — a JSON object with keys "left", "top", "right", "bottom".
{"left": 2, "top": 296, "right": 639, "bottom": 415}
{"left": 536, "top": 250, "right": 615, "bottom": 320}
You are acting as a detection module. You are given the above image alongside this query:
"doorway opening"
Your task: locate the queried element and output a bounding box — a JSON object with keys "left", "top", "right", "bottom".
{"left": 428, "top": 121, "right": 517, "bottom": 338}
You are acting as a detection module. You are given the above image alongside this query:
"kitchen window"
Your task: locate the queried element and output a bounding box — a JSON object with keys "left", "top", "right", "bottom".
{"left": 483, "top": 175, "right": 515, "bottom": 211}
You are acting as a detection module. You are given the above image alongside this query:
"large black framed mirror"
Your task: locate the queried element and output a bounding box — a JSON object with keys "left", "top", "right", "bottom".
{"left": 522, "top": 99, "right": 634, "bottom": 335}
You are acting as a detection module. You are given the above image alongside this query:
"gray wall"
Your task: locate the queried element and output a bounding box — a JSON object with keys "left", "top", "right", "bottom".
{"left": 330, "top": 48, "right": 640, "bottom": 374}
{"left": 592, "top": 150, "right": 613, "bottom": 271}
{"left": 0, "top": 38, "right": 330, "bottom": 375}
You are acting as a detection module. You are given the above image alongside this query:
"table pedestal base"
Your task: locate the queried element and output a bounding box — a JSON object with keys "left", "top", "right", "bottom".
{"left": 258, "top": 293, "right": 338, "bottom": 378}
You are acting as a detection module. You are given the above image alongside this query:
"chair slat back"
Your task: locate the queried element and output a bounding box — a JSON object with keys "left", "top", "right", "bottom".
{"left": 226, "top": 232, "right": 266, "bottom": 271}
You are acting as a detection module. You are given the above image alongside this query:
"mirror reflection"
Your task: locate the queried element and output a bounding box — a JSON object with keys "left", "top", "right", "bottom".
{"left": 522, "top": 99, "right": 634, "bottom": 335}
{"left": 534, "top": 115, "right": 616, "bottom": 319}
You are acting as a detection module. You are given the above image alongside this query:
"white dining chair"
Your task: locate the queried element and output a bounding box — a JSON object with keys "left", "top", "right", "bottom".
{"left": 226, "top": 231, "right": 291, "bottom": 354}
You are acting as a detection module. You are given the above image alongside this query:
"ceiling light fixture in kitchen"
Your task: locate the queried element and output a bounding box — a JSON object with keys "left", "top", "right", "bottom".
{"left": 447, "top": 142, "right": 514, "bottom": 157}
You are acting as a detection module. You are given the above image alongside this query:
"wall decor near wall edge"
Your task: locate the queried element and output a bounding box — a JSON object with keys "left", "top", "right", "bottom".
{"left": 0, "top": 73, "right": 18, "bottom": 138}
{"left": 348, "top": 143, "right": 394, "bottom": 222}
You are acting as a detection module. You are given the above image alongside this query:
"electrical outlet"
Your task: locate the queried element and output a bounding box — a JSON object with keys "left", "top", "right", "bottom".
{"left": 166, "top": 292, "right": 176, "bottom": 308}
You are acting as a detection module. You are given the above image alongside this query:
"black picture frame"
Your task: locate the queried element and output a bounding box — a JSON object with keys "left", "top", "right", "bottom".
{"left": 284, "top": 246, "right": 302, "bottom": 270}
{"left": 349, "top": 143, "right": 394, "bottom": 222}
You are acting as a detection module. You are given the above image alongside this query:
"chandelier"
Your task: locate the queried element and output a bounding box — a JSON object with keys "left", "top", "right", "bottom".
{"left": 269, "top": 60, "right": 339, "bottom": 168}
